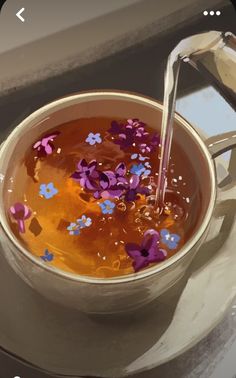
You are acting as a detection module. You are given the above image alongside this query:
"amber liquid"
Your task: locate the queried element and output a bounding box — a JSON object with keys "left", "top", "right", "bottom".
{"left": 5, "top": 117, "right": 201, "bottom": 278}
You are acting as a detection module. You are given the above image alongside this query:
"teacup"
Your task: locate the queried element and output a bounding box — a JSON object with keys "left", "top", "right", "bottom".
{"left": 0, "top": 91, "right": 235, "bottom": 314}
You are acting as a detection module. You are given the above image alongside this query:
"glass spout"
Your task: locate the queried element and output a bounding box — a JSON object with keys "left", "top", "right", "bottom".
{"left": 179, "top": 31, "right": 236, "bottom": 110}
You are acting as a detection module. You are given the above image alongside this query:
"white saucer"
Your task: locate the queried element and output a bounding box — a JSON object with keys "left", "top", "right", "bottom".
{"left": 0, "top": 158, "right": 236, "bottom": 378}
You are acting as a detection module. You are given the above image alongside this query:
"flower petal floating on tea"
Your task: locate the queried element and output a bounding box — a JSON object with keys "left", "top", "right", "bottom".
{"left": 94, "top": 163, "right": 127, "bottom": 199}
{"left": 39, "top": 183, "right": 58, "bottom": 199}
{"left": 77, "top": 215, "right": 92, "bottom": 228}
{"left": 71, "top": 159, "right": 99, "bottom": 191}
{"left": 40, "top": 249, "right": 54, "bottom": 262}
{"left": 86, "top": 132, "right": 102, "bottom": 145}
{"left": 67, "top": 222, "right": 81, "bottom": 236}
{"left": 131, "top": 153, "right": 150, "bottom": 162}
{"left": 108, "top": 118, "right": 159, "bottom": 153}
{"left": 130, "top": 163, "right": 151, "bottom": 177}
{"left": 124, "top": 175, "right": 150, "bottom": 202}
{"left": 67, "top": 214, "right": 92, "bottom": 235}
{"left": 9, "top": 202, "right": 32, "bottom": 233}
{"left": 99, "top": 200, "right": 116, "bottom": 215}
{"left": 33, "top": 131, "right": 60, "bottom": 157}
{"left": 160, "top": 229, "right": 180, "bottom": 250}
{"left": 125, "top": 229, "right": 167, "bottom": 272}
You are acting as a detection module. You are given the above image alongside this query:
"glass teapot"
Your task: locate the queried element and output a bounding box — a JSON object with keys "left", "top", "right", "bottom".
{"left": 177, "top": 31, "right": 236, "bottom": 110}
{"left": 156, "top": 31, "right": 236, "bottom": 205}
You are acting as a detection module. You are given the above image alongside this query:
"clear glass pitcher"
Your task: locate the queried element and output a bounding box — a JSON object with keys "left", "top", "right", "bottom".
{"left": 178, "top": 31, "right": 236, "bottom": 110}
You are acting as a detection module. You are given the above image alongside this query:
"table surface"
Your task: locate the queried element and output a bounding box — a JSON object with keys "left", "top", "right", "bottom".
{"left": 0, "top": 1, "right": 236, "bottom": 378}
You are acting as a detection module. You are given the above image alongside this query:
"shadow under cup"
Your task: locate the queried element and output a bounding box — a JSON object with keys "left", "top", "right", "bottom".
{"left": 0, "top": 91, "right": 215, "bottom": 314}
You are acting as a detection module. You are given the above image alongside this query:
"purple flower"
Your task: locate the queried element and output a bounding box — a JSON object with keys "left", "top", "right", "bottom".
{"left": 109, "top": 119, "right": 146, "bottom": 150}
{"left": 126, "top": 118, "right": 146, "bottom": 130}
{"left": 33, "top": 131, "right": 60, "bottom": 157}
{"left": 139, "top": 143, "right": 152, "bottom": 154}
{"left": 160, "top": 229, "right": 180, "bottom": 250}
{"left": 139, "top": 133, "right": 160, "bottom": 154}
{"left": 126, "top": 119, "right": 148, "bottom": 139}
{"left": 9, "top": 203, "right": 32, "bottom": 233}
{"left": 86, "top": 132, "right": 102, "bottom": 145}
{"left": 71, "top": 159, "right": 100, "bottom": 191}
{"left": 108, "top": 120, "right": 124, "bottom": 134}
{"left": 150, "top": 133, "right": 160, "bottom": 148}
{"left": 135, "top": 127, "right": 148, "bottom": 138}
{"left": 109, "top": 162, "right": 127, "bottom": 185}
{"left": 123, "top": 119, "right": 147, "bottom": 145}
{"left": 124, "top": 175, "right": 150, "bottom": 202}
{"left": 115, "top": 128, "right": 135, "bottom": 150}
{"left": 125, "top": 229, "right": 167, "bottom": 272}
{"left": 94, "top": 162, "right": 127, "bottom": 199}
{"left": 108, "top": 118, "right": 159, "bottom": 153}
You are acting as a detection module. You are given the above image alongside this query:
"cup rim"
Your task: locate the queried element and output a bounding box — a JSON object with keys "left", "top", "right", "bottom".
{"left": 0, "top": 90, "right": 216, "bottom": 285}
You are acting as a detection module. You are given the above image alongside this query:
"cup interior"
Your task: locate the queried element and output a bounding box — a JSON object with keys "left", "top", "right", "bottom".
{"left": 0, "top": 91, "right": 215, "bottom": 280}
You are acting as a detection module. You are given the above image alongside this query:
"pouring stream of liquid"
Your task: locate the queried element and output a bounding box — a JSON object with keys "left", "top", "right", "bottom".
{"left": 154, "top": 31, "right": 231, "bottom": 210}
{"left": 155, "top": 56, "right": 181, "bottom": 208}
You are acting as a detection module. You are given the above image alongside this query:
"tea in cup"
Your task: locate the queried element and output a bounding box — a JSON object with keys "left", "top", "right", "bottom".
{"left": 0, "top": 91, "right": 231, "bottom": 313}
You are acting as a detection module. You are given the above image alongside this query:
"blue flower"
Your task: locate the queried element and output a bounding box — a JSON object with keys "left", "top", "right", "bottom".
{"left": 77, "top": 215, "right": 92, "bottom": 229}
{"left": 130, "top": 163, "right": 145, "bottom": 176}
{"left": 130, "top": 163, "right": 151, "bottom": 177}
{"left": 99, "top": 200, "right": 115, "bottom": 214}
{"left": 67, "top": 215, "right": 92, "bottom": 235}
{"left": 160, "top": 229, "right": 180, "bottom": 250}
{"left": 39, "top": 183, "right": 58, "bottom": 199}
{"left": 131, "top": 153, "right": 149, "bottom": 162}
{"left": 143, "top": 162, "right": 152, "bottom": 176}
{"left": 67, "top": 222, "right": 81, "bottom": 236}
{"left": 139, "top": 155, "right": 149, "bottom": 162}
{"left": 40, "top": 249, "right": 54, "bottom": 262}
{"left": 86, "top": 132, "right": 102, "bottom": 145}
{"left": 131, "top": 153, "right": 138, "bottom": 160}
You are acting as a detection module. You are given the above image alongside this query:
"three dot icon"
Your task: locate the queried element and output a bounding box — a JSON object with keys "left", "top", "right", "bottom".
{"left": 203, "top": 10, "right": 221, "bottom": 16}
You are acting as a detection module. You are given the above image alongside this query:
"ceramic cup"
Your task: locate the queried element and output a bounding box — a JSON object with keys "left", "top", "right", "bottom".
{"left": 0, "top": 91, "right": 235, "bottom": 314}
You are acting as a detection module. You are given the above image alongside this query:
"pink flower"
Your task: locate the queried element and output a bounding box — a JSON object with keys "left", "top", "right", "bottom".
{"left": 9, "top": 203, "right": 32, "bottom": 233}
{"left": 33, "top": 131, "right": 60, "bottom": 157}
